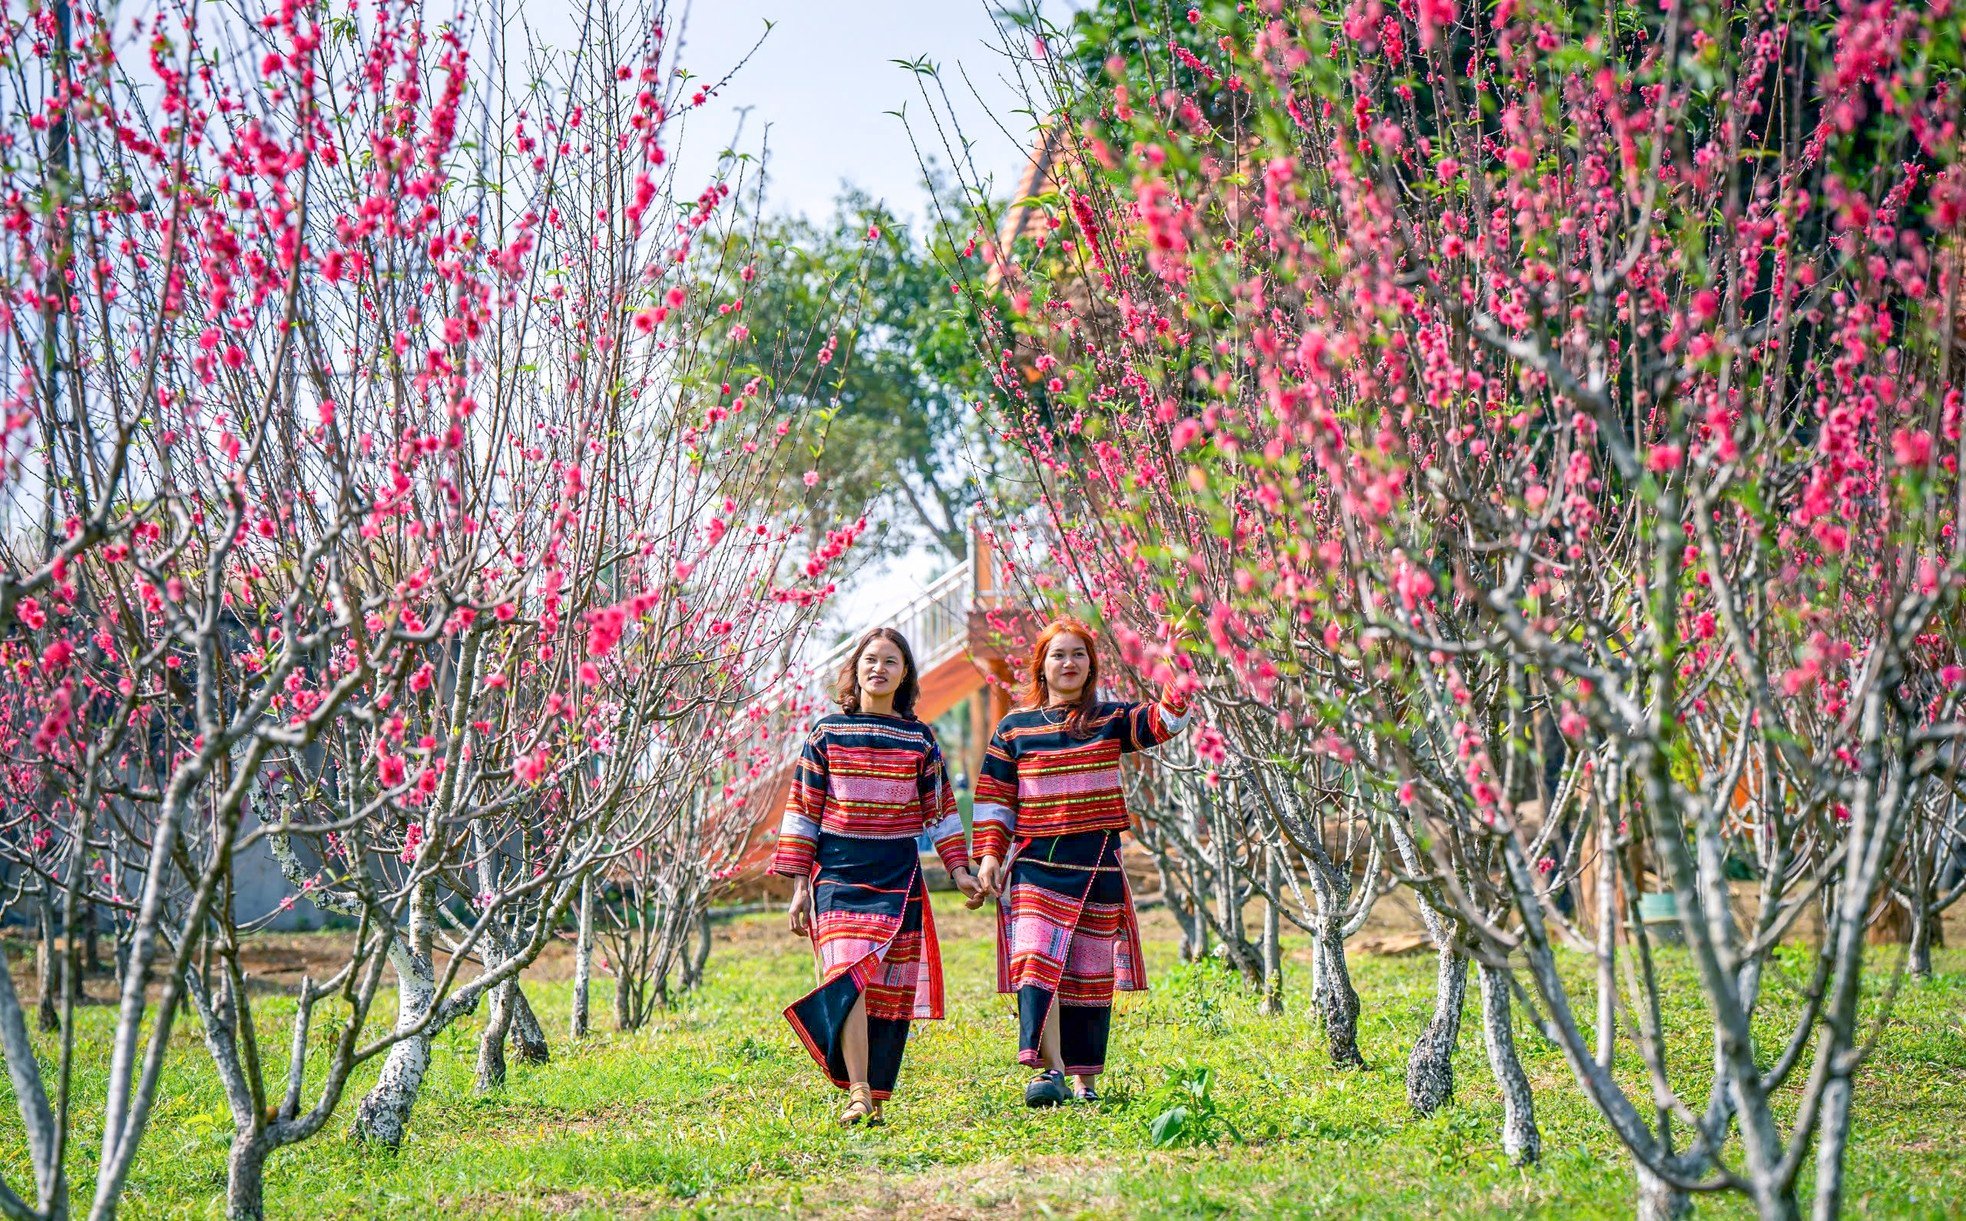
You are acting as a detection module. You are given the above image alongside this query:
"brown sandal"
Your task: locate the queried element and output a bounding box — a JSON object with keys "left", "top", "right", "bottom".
{"left": 838, "top": 1082, "right": 876, "bottom": 1127}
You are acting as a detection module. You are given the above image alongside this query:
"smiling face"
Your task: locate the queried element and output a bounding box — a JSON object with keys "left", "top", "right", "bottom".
{"left": 1042, "top": 632, "right": 1092, "bottom": 704}
{"left": 857, "top": 636, "right": 907, "bottom": 701}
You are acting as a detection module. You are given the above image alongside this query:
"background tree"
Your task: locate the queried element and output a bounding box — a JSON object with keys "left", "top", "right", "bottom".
{"left": 706, "top": 182, "right": 1005, "bottom": 564}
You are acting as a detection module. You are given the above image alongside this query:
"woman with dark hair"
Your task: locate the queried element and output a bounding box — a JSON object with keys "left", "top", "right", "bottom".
{"left": 970, "top": 617, "right": 1191, "bottom": 1106}
{"left": 769, "top": 627, "right": 981, "bottom": 1125}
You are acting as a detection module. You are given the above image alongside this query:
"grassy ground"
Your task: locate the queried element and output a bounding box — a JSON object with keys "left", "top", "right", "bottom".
{"left": 3, "top": 906, "right": 1963, "bottom": 1218}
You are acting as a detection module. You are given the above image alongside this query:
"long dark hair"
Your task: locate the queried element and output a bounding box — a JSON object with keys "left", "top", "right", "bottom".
{"left": 1021, "top": 617, "right": 1100, "bottom": 739}
{"left": 834, "top": 627, "right": 920, "bottom": 718}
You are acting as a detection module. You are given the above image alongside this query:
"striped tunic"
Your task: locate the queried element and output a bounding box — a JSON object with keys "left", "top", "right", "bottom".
{"left": 768, "top": 713, "right": 970, "bottom": 880}
{"left": 971, "top": 691, "right": 1192, "bottom": 864}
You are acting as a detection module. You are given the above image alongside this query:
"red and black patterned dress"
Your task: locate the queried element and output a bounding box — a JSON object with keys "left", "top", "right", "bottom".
{"left": 973, "top": 691, "right": 1191, "bottom": 1077}
{"left": 768, "top": 713, "right": 969, "bottom": 1100}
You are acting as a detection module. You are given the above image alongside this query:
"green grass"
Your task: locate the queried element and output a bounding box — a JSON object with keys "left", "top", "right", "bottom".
{"left": 3, "top": 909, "right": 1963, "bottom": 1218}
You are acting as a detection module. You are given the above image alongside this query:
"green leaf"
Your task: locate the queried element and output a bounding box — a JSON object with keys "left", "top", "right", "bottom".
{"left": 1150, "top": 1105, "right": 1190, "bottom": 1147}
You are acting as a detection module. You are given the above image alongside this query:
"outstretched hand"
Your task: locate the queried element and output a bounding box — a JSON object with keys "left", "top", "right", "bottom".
{"left": 1166, "top": 607, "right": 1199, "bottom": 649}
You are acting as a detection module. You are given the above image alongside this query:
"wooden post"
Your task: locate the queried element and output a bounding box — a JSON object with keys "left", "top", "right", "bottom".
{"left": 966, "top": 688, "right": 991, "bottom": 780}
{"left": 1576, "top": 814, "right": 1600, "bottom": 938}
{"left": 988, "top": 660, "right": 1015, "bottom": 725}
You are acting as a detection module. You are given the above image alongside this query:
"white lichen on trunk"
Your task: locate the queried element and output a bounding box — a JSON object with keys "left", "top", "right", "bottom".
{"left": 1477, "top": 960, "right": 1540, "bottom": 1166}
{"left": 352, "top": 939, "right": 435, "bottom": 1148}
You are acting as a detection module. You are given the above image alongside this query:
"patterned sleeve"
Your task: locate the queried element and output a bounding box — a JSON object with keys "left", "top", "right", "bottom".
{"left": 971, "top": 722, "right": 1019, "bottom": 863}
{"left": 919, "top": 731, "right": 970, "bottom": 876}
{"left": 1118, "top": 685, "right": 1194, "bottom": 754}
{"left": 767, "top": 724, "right": 828, "bottom": 877}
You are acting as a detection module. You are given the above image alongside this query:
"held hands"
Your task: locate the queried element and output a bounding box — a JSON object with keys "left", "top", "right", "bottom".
{"left": 787, "top": 877, "right": 813, "bottom": 937}
{"left": 951, "top": 866, "right": 982, "bottom": 904}
{"left": 968, "top": 856, "right": 1003, "bottom": 909}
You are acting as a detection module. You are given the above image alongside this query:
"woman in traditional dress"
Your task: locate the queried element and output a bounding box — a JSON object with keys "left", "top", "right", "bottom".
{"left": 770, "top": 627, "right": 980, "bottom": 1126}
{"left": 970, "top": 617, "right": 1192, "bottom": 1106}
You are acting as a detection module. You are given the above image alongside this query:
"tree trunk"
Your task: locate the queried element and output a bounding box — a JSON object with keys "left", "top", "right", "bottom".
{"left": 1308, "top": 925, "right": 1323, "bottom": 1010}
{"left": 1595, "top": 813, "right": 1618, "bottom": 1069}
{"left": 570, "top": 875, "right": 593, "bottom": 1039}
{"left": 509, "top": 986, "right": 549, "bottom": 1064}
{"left": 683, "top": 908, "right": 712, "bottom": 991}
{"left": 1811, "top": 1073, "right": 1855, "bottom": 1221}
{"left": 36, "top": 891, "right": 60, "bottom": 1033}
{"left": 1407, "top": 937, "right": 1467, "bottom": 1115}
{"left": 112, "top": 903, "right": 131, "bottom": 982}
{"left": 1635, "top": 1161, "right": 1691, "bottom": 1220}
{"left": 0, "top": 937, "right": 64, "bottom": 1214}
{"left": 649, "top": 915, "right": 682, "bottom": 1013}
{"left": 352, "top": 943, "right": 435, "bottom": 1147}
{"left": 1258, "top": 850, "right": 1284, "bottom": 1016}
{"left": 1907, "top": 902, "right": 1935, "bottom": 979}
{"left": 1477, "top": 960, "right": 1540, "bottom": 1165}
{"left": 1312, "top": 921, "right": 1365, "bottom": 1068}
{"left": 226, "top": 1133, "right": 270, "bottom": 1221}
{"left": 475, "top": 979, "right": 513, "bottom": 1093}
{"left": 614, "top": 959, "right": 635, "bottom": 1032}
{"left": 1214, "top": 811, "right": 1251, "bottom": 983}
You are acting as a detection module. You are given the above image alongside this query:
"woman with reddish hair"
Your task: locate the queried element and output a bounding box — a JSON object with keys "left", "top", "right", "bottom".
{"left": 770, "top": 627, "right": 981, "bottom": 1125}
{"left": 970, "top": 617, "right": 1192, "bottom": 1106}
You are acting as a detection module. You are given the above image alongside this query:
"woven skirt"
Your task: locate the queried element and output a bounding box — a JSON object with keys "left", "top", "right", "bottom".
{"left": 996, "top": 828, "right": 1144, "bottom": 1076}
{"left": 784, "top": 833, "right": 943, "bottom": 1098}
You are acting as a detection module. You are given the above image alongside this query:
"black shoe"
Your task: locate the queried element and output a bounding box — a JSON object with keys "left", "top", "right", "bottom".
{"left": 1073, "top": 1083, "right": 1099, "bottom": 1104}
{"left": 1024, "top": 1069, "right": 1069, "bottom": 1107}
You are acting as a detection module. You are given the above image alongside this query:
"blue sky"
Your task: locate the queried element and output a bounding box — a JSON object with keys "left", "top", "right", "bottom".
{"left": 659, "top": 0, "right": 1066, "bottom": 227}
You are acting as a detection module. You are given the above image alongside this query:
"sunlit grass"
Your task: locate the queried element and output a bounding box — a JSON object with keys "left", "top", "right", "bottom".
{"left": 3, "top": 908, "right": 1962, "bottom": 1218}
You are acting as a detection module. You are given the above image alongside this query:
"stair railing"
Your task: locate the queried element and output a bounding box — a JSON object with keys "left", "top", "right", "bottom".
{"left": 804, "top": 560, "right": 973, "bottom": 694}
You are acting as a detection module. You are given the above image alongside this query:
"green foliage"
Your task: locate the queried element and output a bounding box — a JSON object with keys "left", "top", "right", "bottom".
{"left": 1058, "top": 0, "right": 1250, "bottom": 135}
{"left": 1149, "top": 1065, "right": 1243, "bottom": 1148}
{"left": 1161, "top": 957, "right": 1236, "bottom": 1037}
{"left": 704, "top": 181, "right": 1002, "bottom": 560}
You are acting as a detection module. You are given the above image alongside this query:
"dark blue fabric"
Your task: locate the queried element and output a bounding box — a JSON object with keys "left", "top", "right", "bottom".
{"left": 1012, "top": 830, "right": 1125, "bottom": 1074}
{"left": 785, "top": 833, "right": 925, "bottom": 1097}
{"left": 1013, "top": 830, "right": 1124, "bottom": 893}
{"left": 1017, "top": 984, "right": 1115, "bottom": 1075}
{"left": 814, "top": 834, "right": 919, "bottom": 911}
{"left": 790, "top": 973, "right": 911, "bottom": 1096}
